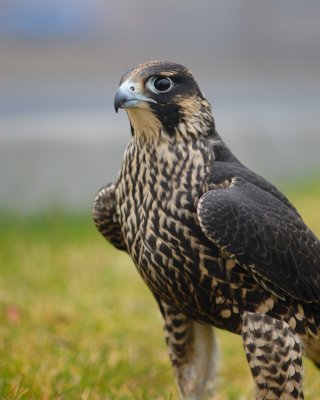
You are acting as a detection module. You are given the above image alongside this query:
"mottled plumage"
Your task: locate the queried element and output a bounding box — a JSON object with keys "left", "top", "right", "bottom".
{"left": 92, "top": 61, "right": 320, "bottom": 399}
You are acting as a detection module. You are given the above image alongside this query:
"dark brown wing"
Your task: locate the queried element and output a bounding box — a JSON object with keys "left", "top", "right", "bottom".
{"left": 92, "top": 183, "right": 126, "bottom": 251}
{"left": 197, "top": 177, "right": 320, "bottom": 302}
{"left": 209, "top": 161, "right": 298, "bottom": 215}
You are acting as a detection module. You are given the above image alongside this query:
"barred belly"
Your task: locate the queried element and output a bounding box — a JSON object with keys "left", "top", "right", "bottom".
{"left": 116, "top": 139, "right": 245, "bottom": 331}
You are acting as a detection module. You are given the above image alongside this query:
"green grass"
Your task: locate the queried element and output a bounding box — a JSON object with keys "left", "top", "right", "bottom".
{"left": 0, "top": 182, "right": 320, "bottom": 399}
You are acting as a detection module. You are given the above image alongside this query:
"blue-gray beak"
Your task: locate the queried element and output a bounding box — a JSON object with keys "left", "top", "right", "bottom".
{"left": 114, "top": 81, "right": 157, "bottom": 113}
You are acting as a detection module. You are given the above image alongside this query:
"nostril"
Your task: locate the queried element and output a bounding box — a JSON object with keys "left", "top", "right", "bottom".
{"left": 129, "top": 86, "right": 135, "bottom": 92}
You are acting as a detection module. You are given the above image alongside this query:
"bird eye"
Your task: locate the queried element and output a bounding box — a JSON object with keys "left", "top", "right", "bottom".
{"left": 147, "top": 76, "right": 173, "bottom": 94}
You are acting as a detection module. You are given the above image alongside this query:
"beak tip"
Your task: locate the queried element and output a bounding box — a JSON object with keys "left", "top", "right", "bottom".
{"left": 114, "top": 89, "right": 124, "bottom": 113}
{"left": 114, "top": 82, "right": 152, "bottom": 113}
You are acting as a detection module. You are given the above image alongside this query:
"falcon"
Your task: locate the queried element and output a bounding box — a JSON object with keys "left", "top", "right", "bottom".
{"left": 92, "top": 61, "right": 320, "bottom": 399}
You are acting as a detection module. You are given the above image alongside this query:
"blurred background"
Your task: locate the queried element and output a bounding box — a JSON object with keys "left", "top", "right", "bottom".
{"left": 0, "top": 0, "right": 319, "bottom": 213}
{"left": 1, "top": 2, "right": 320, "bottom": 399}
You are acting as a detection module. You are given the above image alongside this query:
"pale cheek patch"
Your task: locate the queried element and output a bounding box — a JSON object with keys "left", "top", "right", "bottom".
{"left": 177, "top": 96, "right": 201, "bottom": 115}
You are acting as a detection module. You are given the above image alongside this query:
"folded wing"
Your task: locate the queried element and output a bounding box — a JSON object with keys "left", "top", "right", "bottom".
{"left": 92, "top": 183, "right": 126, "bottom": 251}
{"left": 197, "top": 178, "right": 320, "bottom": 302}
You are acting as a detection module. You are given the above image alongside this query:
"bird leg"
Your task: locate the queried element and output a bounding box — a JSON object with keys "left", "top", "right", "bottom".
{"left": 241, "top": 311, "right": 304, "bottom": 400}
{"left": 158, "top": 300, "right": 217, "bottom": 400}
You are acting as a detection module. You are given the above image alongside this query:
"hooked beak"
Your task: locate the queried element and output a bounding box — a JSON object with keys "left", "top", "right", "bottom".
{"left": 114, "top": 81, "right": 157, "bottom": 113}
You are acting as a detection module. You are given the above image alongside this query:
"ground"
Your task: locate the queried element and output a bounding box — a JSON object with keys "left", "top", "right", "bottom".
{"left": 0, "top": 180, "right": 319, "bottom": 400}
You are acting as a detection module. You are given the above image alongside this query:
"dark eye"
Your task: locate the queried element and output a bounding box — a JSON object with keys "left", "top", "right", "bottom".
{"left": 147, "top": 76, "right": 173, "bottom": 94}
{"left": 154, "top": 77, "right": 172, "bottom": 91}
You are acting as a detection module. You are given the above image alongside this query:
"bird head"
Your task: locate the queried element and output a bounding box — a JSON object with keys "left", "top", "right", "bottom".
{"left": 114, "top": 61, "right": 215, "bottom": 141}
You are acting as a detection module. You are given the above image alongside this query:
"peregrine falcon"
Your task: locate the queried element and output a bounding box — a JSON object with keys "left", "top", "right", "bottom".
{"left": 92, "top": 61, "right": 320, "bottom": 399}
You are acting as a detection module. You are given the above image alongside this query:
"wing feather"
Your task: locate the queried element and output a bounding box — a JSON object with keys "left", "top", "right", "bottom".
{"left": 92, "top": 183, "right": 126, "bottom": 251}
{"left": 197, "top": 178, "right": 320, "bottom": 302}
{"left": 209, "top": 161, "right": 298, "bottom": 214}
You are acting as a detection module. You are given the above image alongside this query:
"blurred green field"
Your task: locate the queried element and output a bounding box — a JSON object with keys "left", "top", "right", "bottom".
{"left": 0, "top": 182, "right": 320, "bottom": 399}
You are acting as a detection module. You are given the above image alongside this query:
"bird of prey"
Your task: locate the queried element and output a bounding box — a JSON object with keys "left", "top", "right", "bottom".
{"left": 92, "top": 61, "right": 320, "bottom": 399}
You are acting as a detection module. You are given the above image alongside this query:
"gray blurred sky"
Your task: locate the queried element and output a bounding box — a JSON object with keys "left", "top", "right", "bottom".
{"left": 0, "top": 0, "right": 319, "bottom": 212}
